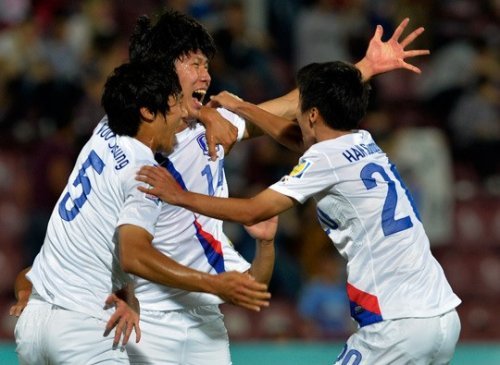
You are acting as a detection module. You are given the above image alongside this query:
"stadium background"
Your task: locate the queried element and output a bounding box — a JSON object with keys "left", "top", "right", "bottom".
{"left": 0, "top": 0, "right": 498, "bottom": 363}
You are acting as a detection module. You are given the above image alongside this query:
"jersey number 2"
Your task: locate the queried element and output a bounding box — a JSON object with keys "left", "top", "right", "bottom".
{"left": 58, "top": 150, "right": 105, "bottom": 221}
{"left": 360, "top": 162, "right": 414, "bottom": 236}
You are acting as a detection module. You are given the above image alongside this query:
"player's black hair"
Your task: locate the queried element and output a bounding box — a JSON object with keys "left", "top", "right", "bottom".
{"left": 129, "top": 10, "right": 216, "bottom": 69}
{"left": 101, "top": 62, "right": 181, "bottom": 137}
{"left": 296, "top": 61, "right": 370, "bottom": 131}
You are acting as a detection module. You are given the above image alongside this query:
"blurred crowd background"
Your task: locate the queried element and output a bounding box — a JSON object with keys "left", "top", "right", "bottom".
{"left": 0, "top": 0, "right": 499, "bottom": 344}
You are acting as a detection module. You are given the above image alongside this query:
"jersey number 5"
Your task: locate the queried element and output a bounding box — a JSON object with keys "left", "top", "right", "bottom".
{"left": 58, "top": 150, "right": 105, "bottom": 221}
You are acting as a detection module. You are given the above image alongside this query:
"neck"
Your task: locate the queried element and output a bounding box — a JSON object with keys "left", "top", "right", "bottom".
{"left": 315, "top": 123, "right": 351, "bottom": 143}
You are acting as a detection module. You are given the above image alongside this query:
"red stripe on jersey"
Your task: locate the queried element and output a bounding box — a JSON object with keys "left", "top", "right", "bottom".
{"left": 347, "top": 283, "right": 381, "bottom": 315}
{"left": 194, "top": 220, "right": 223, "bottom": 255}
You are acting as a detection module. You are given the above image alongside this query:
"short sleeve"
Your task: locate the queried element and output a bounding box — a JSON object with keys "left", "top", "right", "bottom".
{"left": 216, "top": 107, "right": 246, "bottom": 142}
{"left": 117, "top": 161, "right": 163, "bottom": 236}
{"left": 269, "top": 149, "right": 335, "bottom": 204}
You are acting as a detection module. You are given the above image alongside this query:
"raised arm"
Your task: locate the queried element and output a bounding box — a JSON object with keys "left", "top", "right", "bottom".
{"left": 208, "top": 91, "right": 304, "bottom": 152}
{"left": 208, "top": 18, "right": 428, "bottom": 148}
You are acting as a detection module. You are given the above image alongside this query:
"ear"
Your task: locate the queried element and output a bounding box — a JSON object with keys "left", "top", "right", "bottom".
{"left": 139, "top": 107, "right": 155, "bottom": 123}
{"left": 308, "top": 107, "right": 319, "bottom": 125}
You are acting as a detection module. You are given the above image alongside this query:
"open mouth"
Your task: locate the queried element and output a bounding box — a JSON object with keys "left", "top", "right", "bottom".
{"left": 192, "top": 89, "right": 206, "bottom": 105}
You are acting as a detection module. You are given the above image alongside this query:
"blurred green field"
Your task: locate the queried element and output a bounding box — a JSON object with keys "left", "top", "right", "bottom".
{"left": 2, "top": 341, "right": 500, "bottom": 364}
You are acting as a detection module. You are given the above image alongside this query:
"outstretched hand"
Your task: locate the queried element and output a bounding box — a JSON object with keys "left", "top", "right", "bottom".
{"left": 360, "top": 18, "right": 430, "bottom": 79}
{"left": 103, "top": 293, "right": 141, "bottom": 349}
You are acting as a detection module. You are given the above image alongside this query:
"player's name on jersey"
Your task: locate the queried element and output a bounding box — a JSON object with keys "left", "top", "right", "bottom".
{"left": 96, "top": 123, "right": 130, "bottom": 170}
{"left": 342, "top": 142, "right": 381, "bottom": 163}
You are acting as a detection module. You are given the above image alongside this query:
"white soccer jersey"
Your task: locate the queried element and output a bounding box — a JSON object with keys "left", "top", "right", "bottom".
{"left": 134, "top": 108, "right": 251, "bottom": 310}
{"left": 270, "top": 130, "right": 461, "bottom": 327}
{"left": 27, "top": 118, "right": 163, "bottom": 320}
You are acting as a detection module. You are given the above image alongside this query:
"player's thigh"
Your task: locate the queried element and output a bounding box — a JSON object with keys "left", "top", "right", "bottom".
{"left": 127, "top": 310, "right": 186, "bottom": 365}
{"left": 46, "top": 308, "right": 129, "bottom": 364}
{"left": 184, "top": 305, "right": 231, "bottom": 365}
{"left": 15, "top": 300, "right": 50, "bottom": 365}
{"left": 334, "top": 313, "right": 460, "bottom": 365}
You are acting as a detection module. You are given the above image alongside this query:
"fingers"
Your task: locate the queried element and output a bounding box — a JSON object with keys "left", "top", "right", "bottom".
{"left": 103, "top": 312, "right": 119, "bottom": 337}
{"left": 234, "top": 289, "right": 271, "bottom": 312}
{"left": 113, "top": 318, "right": 125, "bottom": 349}
{"left": 373, "top": 24, "right": 383, "bottom": 41}
{"left": 9, "top": 305, "right": 23, "bottom": 317}
{"left": 404, "top": 49, "right": 430, "bottom": 58}
{"left": 400, "top": 26, "right": 425, "bottom": 49}
{"left": 401, "top": 61, "right": 422, "bottom": 74}
{"left": 120, "top": 319, "right": 133, "bottom": 347}
{"left": 134, "top": 321, "right": 142, "bottom": 344}
{"left": 207, "top": 134, "right": 218, "bottom": 161}
{"left": 390, "top": 17, "right": 410, "bottom": 42}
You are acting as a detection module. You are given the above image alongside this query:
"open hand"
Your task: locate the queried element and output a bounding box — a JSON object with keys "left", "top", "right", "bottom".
{"left": 361, "top": 18, "right": 430, "bottom": 78}
{"left": 103, "top": 293, "right": 141, "bottom": 349}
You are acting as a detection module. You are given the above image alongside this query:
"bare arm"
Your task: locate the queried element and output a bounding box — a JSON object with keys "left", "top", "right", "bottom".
{"left": 136, "top": 165, "right": 296, "bottom": 226}
{"left": 215, "top": 18, "right": 429, "bottom": 139}
{"left": 245, "top": 216, "right": 278, "bottom": 285}
{"left": 208, "top": 91, "right": 304, "bottom": 152}
{"left": 118, "top": 224, "right": 270, "bottom": 311}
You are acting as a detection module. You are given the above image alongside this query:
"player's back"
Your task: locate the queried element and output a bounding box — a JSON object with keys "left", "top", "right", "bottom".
{"left": 271, "top": 129, "right": 460, "bottom": 327}
{"left": 28, "top": 118, "right": 159, "bottom": 320}
{"left": 314, "top": 130, "right": 460, "bottom": 324}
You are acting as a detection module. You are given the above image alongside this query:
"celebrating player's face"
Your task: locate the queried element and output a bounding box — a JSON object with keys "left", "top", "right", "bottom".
{"left": 174, "top": 51, "right": 211, "bottom": 121}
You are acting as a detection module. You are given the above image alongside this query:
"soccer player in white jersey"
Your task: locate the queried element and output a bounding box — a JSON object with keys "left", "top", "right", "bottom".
{"left": 137, "top": 61, "right": 462, "bottom": 365}
{"left": 122, "top": 10, "right": 431, "bottom": 365}
{"left": 13, "top": 62, "right": 184, "bottom": 364}
{"left": 13, "top": 61, "right": 271, "bottom": 365}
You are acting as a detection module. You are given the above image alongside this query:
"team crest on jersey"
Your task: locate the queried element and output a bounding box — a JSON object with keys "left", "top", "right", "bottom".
{"left": 289, "top": 160, "right": 311, "bottom": 178}
{"left": 196, "top": 134, "right": 221, "bottom": 157}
